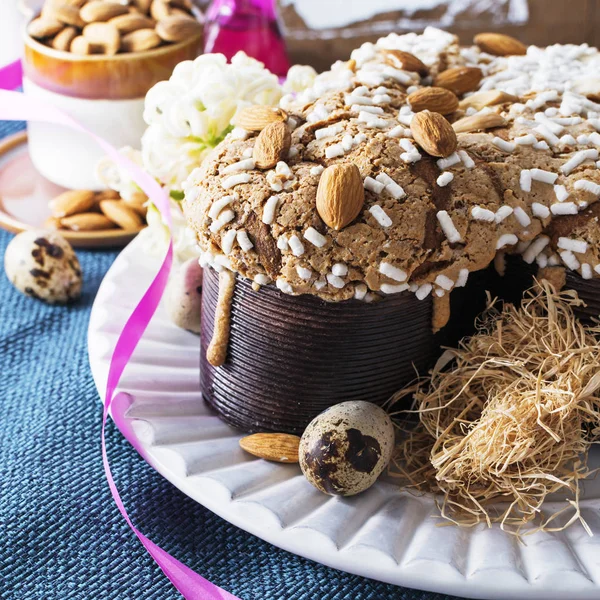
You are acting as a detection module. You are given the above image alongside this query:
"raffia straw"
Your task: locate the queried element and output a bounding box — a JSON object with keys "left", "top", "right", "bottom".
{"left": 388, "top": 280, "right": 600, "bottom": 535}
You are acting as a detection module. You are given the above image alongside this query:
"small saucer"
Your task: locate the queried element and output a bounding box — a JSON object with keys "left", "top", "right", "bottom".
{"left": 0, "top": 131, "right": 143, "bottom": 248}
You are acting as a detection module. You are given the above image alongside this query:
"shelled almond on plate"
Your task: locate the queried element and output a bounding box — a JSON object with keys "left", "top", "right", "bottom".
{"left": 45, "top": 189, "right": 148, "bottom": 233}
{"left": 28, "top": 0, "right": 202, "bottom": 55}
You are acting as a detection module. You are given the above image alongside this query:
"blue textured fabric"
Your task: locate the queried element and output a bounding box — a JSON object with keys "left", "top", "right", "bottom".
{"left": 0, "top": 121, "right": 464, "bottom": 600}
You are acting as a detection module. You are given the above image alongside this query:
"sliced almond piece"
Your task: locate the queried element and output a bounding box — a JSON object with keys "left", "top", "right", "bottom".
{"left": 474, "top": 32, "right": 527, "bottom": 56}
{"left": 239, "top": 433, "right": 301, "bottom": 463}
{"left": 80, "top": 1, "right": 129, "bottom": 23}
{"left": 51, "top": 26, "right": 78, "bottom": 51}
{"left": 316, "top": 163, "right": 364, "bottom": 231}
{"left": 381, "top": 49, "right": 428, "bottom": 76}
{"left": 28, "top": 18, "right": 64, "bottom": 40}
{"left": 408, "top": 86, "right": 458, "bottom": 115}
{"left": 100, "top": 200, "right": 144, "bottom": 230}
{"left": 61, "top": 213, "right": 116, "bottom": 231}
{"left": 435, "top": 67, "right": 483, "bottom": 96}
{"left": 452, "top": 112, "right": 507, "bottom": 134}
{"left": 459, "top": 90, "right": 519, "bottom": 111}
{"left": 253, "top": 121, "right": 292, "bottom": 169}
{"left": 156, "top": 15, "right": 202, "bottom": 42}
{"left": 109, "top": 13, "right": 156, "bottom": 33}
{"left": 410, "top": 110, "right": 458, "bottom": 158}
{"left": 49, "top": 4, "right": 85, "bottom": 27}
{"left": 233, "top": 106, "right": 287, "bottom": 132}
{"left": 83, "top": 22, "right": 121, "bottom": 55}
{"left": 50, "top": 190, "right": 96, "bottom": 218}
{"left": 121, "top": 28, "right": 162, "bottom": 52}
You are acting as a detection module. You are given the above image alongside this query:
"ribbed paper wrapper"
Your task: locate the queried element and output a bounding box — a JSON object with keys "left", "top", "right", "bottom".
{"left": 200, "top": 267, "right": 488, "bottom": 434}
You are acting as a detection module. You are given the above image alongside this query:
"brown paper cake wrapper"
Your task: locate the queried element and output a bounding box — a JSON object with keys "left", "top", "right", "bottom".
{"left": 200, "top": 267, "right": 487, "bottom": 434}
{"left": 489, "top": 256, "right": 600, "bottom": 323}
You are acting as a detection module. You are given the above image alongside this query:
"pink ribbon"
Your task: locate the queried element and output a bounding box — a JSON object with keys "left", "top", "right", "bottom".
{"left": 0, "top": 62, "right": 238, "bottom": 600}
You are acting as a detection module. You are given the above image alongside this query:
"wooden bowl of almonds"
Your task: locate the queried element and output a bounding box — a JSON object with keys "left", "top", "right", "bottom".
{"left": 23, "top": 0, "right": 203, "bottom": 190}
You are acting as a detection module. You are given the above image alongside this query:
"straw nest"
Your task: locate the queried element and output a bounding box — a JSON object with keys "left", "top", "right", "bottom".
{"left": 389, "top": 281, "right": 600, "bottom": 534}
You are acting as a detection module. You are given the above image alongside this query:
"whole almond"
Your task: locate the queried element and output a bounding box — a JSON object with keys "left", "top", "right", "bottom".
{"left": 474, "top": 32, "right": 527, "bottom": 56}
{"left": 43, "top": 216, "right": 64, "bottom": 230}
{"left": 452, "top": 112, "right": 507, "bottom": 134}
{"left": 156, "top": 15, "right": 201, "bottom": 42}
{"left": 94, "top": 190, "right": 121, "bottom": 202}
{"left": 109, "top": 13, "right": 156, "bottom": 33}
{"left": 100, "top": 200, "right": 144, "bottom": 230}
{"left": 459, "top": 90, "right": 519, "bottom": 111}
{"left": 61, "top": 213, "right": 116, "bottom": 231}
{"left": 80, "top": 1, "right": 129, "bottom": 23}
{"left": 132, "top": 0, "right": 153, "bottom": 13}
{"left": 253, "top": 121, "right": 292, "bottom": 169}
{"left": 51, "top": 26, "right": 78, "bottom": 51}
{"left": 122, "top": 191, "right": 148, "bottom": 217}
{"left": 28, "top": 18, "right": 64, "bottom": 39}
{"left": 316, "top": 163, "right": 364, "bottom": 231}
{"left": 410, "top": 110, "right": 458, "bottom": 158}
{"left": 381, "top": 49, "right": 428, "bottom": 76}
{"left": 150, "top": 0, "right": 172, "bottom": 20}
{"left": 239, "top": 433, "right": 301, "bottom": 463}
{"left": 408, "top": 87, "right": 458, "bottom": 115}
{"left": 233, "top": 106, "right": 287, "bottom": 132}
{"left": 435, "top": 67, "right": 483, "bottom": 96}
{"left": 50, "top": 4, "right": 85, "bottom": 27}
{"left": 70, "top": 35, "right": 96, "bottom": 55}
{"left": 121, "top": 28, "right": 162, "bottom": 52}
{"left": 50, "top": 190, "right": 96, "bottom": 217}
{"left": 83, "top": 22, "right": 121, "bottom": 55}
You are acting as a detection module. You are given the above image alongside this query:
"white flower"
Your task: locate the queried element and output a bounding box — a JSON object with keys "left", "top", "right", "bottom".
{"left": 95, "top": 146, "right": 144, "bottom": 202}
{"left": 141, "top": 51, "right": 282, "bottom": 189}
{"left": 283, "top": 64, "right": 317, "bottom": 94}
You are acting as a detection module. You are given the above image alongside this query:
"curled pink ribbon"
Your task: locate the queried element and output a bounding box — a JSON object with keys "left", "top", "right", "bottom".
{"left": 0, "top": 63, "right": 238, "bottom": 600}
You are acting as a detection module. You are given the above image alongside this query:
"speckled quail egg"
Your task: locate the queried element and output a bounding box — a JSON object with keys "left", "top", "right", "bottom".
{"left": 4, "top": 230, "right": 82, "bottom": 304}
{"left": 299, "top": 401, "right": 395, "bottom": 496}
{"left": 164, "top": 257, "right": 203, "bottom": 333}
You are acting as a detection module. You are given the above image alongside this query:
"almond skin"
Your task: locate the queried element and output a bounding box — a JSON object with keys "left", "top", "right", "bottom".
{"left": 100, "top": 200, "right": 144, "bottom": 230}
{"left": 458, "top": 90, "right": 518, "bottom": 111}
{"left": 474, "top": 32, "right": 527, "bottom": 56}
{"left": 61, "top": 213, "right": 116, "bottom": 231}
{"left": 80, "top": 1, "right": 129, "bottom": 22}
{"left": 253, "top": 121, "right": 292, "bottom": 169}
{"left": 121, "top": 28, "right": 162, "bottom": 52}
{"left": 233, "top": 106, "right": 288, "bottom": 132}
{"left": 452, "top": 112, "right": 507, "bottom": 134}
{"left": 156, "top": 15, "right": 201, "bottom": 42}
{"left": 150, "top": 0, "right": 172, "bottom": 20}
{"left": 316, "top": 163, "right": 364, "bottom": 231}
{"left": 49, "top": 189, "right": 96, "bottom": 218}
{"left": 408, "top": 86, "right": 458, "bottom": 115}
{"left": 410, "top": 110, "right": 458, "bottom": 158}
{"left": 435, "top": 67, "right": 483, "bottom": 96}
{"left": 240, "top": 433, "right": 301, "bottom": 463}
{"left": 381, "top": 49, "right": 428, "bottom": 76}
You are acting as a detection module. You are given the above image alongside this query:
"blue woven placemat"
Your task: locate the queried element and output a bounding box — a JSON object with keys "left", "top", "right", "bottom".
{"left": 0, "top": 120, "right": 464, "bottom": 600}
